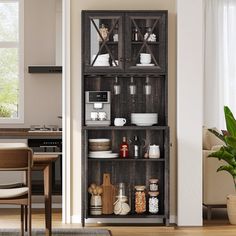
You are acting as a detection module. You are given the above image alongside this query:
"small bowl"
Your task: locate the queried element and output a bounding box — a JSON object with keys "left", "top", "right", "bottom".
{"left": 89, "top": 145, "right": 110, "bottom": 151}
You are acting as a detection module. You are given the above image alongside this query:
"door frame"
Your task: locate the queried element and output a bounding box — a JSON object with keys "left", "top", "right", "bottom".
{"left": 62, "top": 0, "right": 71, "bottom": 223}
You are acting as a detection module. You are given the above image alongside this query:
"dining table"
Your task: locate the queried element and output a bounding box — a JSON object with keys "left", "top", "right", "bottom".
{"left": 33, "top": 154, "right": 59, "bottom": 236}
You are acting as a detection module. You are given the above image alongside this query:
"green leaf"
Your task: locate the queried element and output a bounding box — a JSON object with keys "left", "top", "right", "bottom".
{"left": 225, "top": 136, "right": 236, "bottom": 149}
{"left": 224, "top": 106, "right": 236, "bottom": 137}
{"left": 217, "top": 165, "right": 236, "bottom": 178}
{"left": 208, "top": 128, "right": 225, "bottom": 142}
{"left": 208, "top": 147, "right": 236, "bottom": 167}
{"left": 225, "top": 106, "right": 236, "bottom": 120}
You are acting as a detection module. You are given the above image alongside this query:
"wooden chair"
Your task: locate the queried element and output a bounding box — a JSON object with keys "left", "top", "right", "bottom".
{"left": 0, "top": 147, "right": 33, "bottom": 236}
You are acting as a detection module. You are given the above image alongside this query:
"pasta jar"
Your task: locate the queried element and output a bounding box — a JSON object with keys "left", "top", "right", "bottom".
{"left": 148, "top": 191, "right": 159, "bottom": 214}
{"left": 134, "top": 186, "right": 146, "bottom": 214}
{"left": 149, "top": 178, "right": 159, "bottom": 192}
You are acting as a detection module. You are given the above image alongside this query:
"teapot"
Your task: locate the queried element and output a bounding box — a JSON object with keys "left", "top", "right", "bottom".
{"left": 148, "top": 145, "right": 160, "bottom": 159}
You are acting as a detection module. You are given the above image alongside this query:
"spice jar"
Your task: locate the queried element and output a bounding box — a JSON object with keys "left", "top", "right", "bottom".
{"left": 148, "top": 191, "right": 159, "bottom": 214}
{"left": 149, "top": 178, "right": 159, "bottom": 192}
{"left": 134, "top": 185, "right": 146, "bottom": 214}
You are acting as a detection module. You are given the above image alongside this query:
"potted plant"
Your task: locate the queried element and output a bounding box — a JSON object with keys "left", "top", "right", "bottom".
{"left": 208, "top": 106, "right": 236, "bottom": 224}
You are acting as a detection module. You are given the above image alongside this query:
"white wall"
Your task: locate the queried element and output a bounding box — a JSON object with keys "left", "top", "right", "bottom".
{"left": 177, "top": 0, "right": 203, "bottom": 226}
{"left": 70, "top": 0, "right": 177, "bottom": 223}
{"left": 0, "top": 0, "right": 62, "bottom": 128}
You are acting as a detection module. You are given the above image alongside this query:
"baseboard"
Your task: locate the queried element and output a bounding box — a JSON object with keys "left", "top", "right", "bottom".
{"left": 72, "top": 214, "right": 82, "bottom": 224}
{"left": 170, "top": 215, "right": 176, "bottom": 224}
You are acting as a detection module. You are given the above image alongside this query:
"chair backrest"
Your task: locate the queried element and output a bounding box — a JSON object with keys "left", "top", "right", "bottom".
{"left": 0, "top": 148, "right": 33, "bottom": 171}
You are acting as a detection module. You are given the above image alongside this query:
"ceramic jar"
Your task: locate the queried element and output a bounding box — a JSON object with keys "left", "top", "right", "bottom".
{"left": 148, "top": 145, "right": 160, "bottom": 158}
{"left": 90, "top": 195, "right": 102, "bottom": 215}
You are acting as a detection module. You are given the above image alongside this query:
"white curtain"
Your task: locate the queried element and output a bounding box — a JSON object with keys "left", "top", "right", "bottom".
{"left": 204, "top": 0, "right": 236, "bottom": 130}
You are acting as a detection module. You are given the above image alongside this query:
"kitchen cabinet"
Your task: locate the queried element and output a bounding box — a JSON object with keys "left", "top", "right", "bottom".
{"left": 83, "top": 11, "right": 167, "bottom": 73}
{"left": 81, "top": 10, "right": 169, "bottom": 226}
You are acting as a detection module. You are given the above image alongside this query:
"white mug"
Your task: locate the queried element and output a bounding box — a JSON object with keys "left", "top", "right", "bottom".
{"left": 149, "top": 145, "right": 160, "bottom": 158}
{"left": 114, "top": 118, "right": 126, "bottom": 126}
{"left": 91, "top": 112, "right": 98, "bottom": 121}
{"left": 98, "top": 112, "right": 107, "bottom": 121}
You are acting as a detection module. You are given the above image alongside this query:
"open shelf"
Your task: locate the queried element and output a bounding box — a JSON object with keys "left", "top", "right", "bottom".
{"left": 83, "top": 126, "right": 167, "bottom": 130}
{"left": 88, "top": 158, "right": 165, "bottom": 162}
{"left": 87, "top": 213, "right": 166, "bottom": 218}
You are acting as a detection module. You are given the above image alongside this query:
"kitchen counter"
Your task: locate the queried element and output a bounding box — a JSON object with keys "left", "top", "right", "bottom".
{"left": 0, "top": 128, "right": 62, "bottom": 139}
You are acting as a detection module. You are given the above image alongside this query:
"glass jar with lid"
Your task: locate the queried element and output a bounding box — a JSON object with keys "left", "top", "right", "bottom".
{"left": 149, "top": 178, "right": 159, "bottom": 192}
{"left": 148, "top": 191, "right": 159, "bottom": 214}
{"left": 134, "top": 185, "right": 146, "bottom": 214}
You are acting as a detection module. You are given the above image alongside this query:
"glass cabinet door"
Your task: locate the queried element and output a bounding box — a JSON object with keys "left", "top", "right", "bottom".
{"left": 125, "top": 12, "right": 167, "bottom": 73}
{"left": 83, "top": 13, "right": 124, "bottom": 72}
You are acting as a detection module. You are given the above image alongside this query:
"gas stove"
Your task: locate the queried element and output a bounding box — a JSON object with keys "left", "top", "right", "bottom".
{"left": 29, "top": 125, "right": 62, "bottom": 132}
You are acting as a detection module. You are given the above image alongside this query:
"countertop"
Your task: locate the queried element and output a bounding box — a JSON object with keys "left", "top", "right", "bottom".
{"left": 0, "top": 128, "right": 62, "bottom": 139}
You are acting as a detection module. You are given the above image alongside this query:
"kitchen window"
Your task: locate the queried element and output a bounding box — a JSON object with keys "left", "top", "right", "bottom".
{"left": 0, "top": 0, "right": 24, "bottom": 123}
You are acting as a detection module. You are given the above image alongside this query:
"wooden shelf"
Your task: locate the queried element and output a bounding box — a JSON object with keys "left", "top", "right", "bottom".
{"left": 82, "top": 126, "right": 168, "bottom": 130}
{"left": 88, "top": 158, "right": 165, "bottom": 162}
{"left": 131, "top": 41, "right": 160, "bottom": 45}
{"left": 87, "top": 213, "right": 166, "bottom": 218}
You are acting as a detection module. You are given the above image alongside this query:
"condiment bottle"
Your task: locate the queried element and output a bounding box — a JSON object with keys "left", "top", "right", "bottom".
{"left": 132, "top": 27, "right": 139, "bottom": 41}
{"left": 131, "top": 135, "right": 141, "bottom": 159}
{"left": 120, "top": 136, "right": 129, "bottom": 158}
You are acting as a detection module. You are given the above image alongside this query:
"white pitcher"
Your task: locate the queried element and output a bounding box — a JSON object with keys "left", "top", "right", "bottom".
{"left": 148, "top": 145, "right": 160, "bottom": 158}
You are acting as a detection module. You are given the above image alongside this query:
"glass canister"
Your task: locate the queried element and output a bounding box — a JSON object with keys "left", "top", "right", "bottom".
{"left": 148, "top": 191, "right": 159, "bottom": 214}
{"left": 149, "top": 178, "right": 159, "bottom": 192}
{"left": 134, "top": 185, "right": 146, "bottom": 214}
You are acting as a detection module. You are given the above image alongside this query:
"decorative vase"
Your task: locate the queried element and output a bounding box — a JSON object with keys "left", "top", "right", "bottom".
{"left": 227, "top": 194, "right": 236, "bottom": 224}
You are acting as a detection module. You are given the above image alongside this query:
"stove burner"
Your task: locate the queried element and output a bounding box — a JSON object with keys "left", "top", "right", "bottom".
{"left": 29, "top": 125, "right": 61, "bottom": 132}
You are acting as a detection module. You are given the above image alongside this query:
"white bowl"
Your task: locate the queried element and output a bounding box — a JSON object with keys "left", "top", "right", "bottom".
{"left": 131, "top": 113, "right": 158, "bottom": 125}
{"left": 89, "top": 138, "right": 110, "bottom": 142}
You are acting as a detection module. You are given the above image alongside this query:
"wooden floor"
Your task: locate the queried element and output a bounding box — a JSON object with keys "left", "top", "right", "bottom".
{"left": 0, "top": 208, "right": 236, "bottom": 236}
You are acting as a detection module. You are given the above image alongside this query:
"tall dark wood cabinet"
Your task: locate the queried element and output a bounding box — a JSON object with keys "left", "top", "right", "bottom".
{"left": 81, "top": 10, "right": 169, "bottom": 226}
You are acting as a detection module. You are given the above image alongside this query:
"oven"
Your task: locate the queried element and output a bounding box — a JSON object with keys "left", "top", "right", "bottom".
{"left": 28, "top": 138, "right": 62, "bottom": 195}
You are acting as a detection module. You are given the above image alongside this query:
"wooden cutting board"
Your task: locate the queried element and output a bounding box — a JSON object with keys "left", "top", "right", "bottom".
{"left": 102, "top": 173, "right": 115, "bottom": 214}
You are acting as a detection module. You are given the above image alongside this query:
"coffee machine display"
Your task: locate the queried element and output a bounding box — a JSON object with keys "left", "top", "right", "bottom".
{"left": 85, "top": 91, "right": 111, "bottom": 126}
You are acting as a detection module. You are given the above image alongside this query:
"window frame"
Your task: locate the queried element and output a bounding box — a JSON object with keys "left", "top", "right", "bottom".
{"left": 0, "top": 0, "right": 24, "bottom": 123}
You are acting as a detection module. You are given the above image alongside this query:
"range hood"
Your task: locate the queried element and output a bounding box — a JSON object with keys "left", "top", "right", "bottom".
{"left": 28, "top": 66, "right": 62, "bottom": 73}
{"left": 28, "top": 0, "right": 62, "bottom": 74}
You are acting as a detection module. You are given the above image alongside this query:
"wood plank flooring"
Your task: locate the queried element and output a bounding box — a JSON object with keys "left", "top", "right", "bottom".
{"left": 0, "top": 209, "right": 236, "bottom": 236}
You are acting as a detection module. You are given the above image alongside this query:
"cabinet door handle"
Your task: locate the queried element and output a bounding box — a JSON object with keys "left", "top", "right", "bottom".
{"left": 126, "top": 58, "right": 131, "bottom": 62}
{"left": 119, "top": 57, "right": 124, "bottom": 62}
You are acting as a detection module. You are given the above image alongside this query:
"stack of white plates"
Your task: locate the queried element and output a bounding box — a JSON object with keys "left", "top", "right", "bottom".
{"left": 88, "top": 150, "right": 119, "bottom": 159}
{"left": 92, "top": 54, "right": 110, "bottom": 66}
{"left": 131, "top": 113, "right": 158, "bottom": 126}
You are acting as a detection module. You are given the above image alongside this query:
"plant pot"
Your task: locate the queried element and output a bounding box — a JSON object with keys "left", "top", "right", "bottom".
{"left": 227, "top": 194, "right": 236, "bottom": 224}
